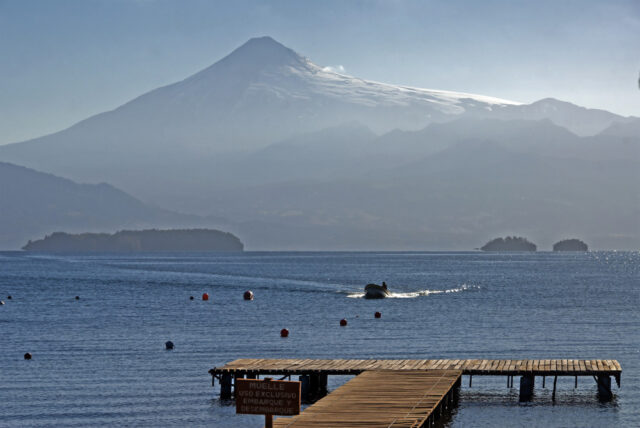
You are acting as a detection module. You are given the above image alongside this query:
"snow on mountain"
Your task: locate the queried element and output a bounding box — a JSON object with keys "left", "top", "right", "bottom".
{"left": 174, "top": 36, "right": 518, "bottom": 112}
{"left": 0, "top": 37, "right": 518, "bottom": 157}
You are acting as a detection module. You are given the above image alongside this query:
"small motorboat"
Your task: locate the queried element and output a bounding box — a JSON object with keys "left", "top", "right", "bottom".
{"left": 364, "top": 283, "right": 390, "bottom": 299}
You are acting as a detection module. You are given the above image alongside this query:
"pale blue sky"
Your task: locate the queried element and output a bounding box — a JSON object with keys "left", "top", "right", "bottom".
{"left": 1, "top": 0, "right": 638, "bottom": 144}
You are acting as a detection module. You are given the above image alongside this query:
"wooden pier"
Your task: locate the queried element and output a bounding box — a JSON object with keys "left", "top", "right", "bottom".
{"left": 210, "top": 358, "right": 621, "bottom": 401}
{"left": 211, "top": 358, "right": 621, "bottom": 379}
{"left": 210, "top": 358, "right": 621, "bottom": 425}
{"left": 273, "top": 370, "right": 461, "bottom": 428}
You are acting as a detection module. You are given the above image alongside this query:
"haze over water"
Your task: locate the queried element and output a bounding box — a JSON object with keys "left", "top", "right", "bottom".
{"left": 1, "top": 251, "right": 638, "bottom": 427}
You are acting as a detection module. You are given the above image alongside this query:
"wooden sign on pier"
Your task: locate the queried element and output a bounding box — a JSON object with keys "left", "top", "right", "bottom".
{"left": 236, "top": 378, "right": 301, "bottom": 428}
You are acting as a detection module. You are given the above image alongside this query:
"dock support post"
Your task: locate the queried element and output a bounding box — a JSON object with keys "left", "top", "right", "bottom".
{"left": 519, "top": 374, "right": 535, "bottom": 401}
{"left": 596, "top": 375, "right": 613, "bottom": 401}
{"left": 469, "top": 375, "right": 472, "bottom": 387}
{"left": 318, "top": 373, "right": 328, "bottom": 397}
{"left": 309, "top": 373, "right": 320, "bottom": 399}
{"left": 542, "top": 376, "right": 545, "bottom": 388}
{"left": 575, "top": 376, "right": 577, "bottom": 388}
{"left": 453, "top": 377, "right": 461, "bottom": 404}
{"left": 299, "top": 375, "right": 310, "bottom": 402}
{"left": 220, "top": 373, "right": 232, "bottom": 400}
{"left": 552, "top": 376, "right": 558, "bottom": 401}
{"left": 233, "top": 374, "right": 243, "bottom": 398}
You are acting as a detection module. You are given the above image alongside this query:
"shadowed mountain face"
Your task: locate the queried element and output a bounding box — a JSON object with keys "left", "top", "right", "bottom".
{"left": 0, "top": 37, "right": 638, "bottom": 250}
{"left": 0, "top": 162, "right": 226, "bottom": 250}
{"left": 201, "top": 140, "right": 639, "bottom": 250}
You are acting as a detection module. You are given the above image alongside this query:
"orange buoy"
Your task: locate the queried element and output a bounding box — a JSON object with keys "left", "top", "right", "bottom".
{"left": 243, "top": 290, "right": 254, "bottom": 301}
{"left": 24, "top": 352, "right": 32, "bottom": 360}
{"left": 340, "top": 318, "right": 347, "bottom": 327}
{"left": 202, "top": 293, "right": 209, "bottom": 301}
{"left": 375, "top": 311, "right": 381, "bottom": 318}
{"left": 280, "top": 328, "right": 289, "bottom": 338}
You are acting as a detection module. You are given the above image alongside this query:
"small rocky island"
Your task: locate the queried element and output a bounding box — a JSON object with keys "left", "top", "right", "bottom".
{"left": 23, "top": 229, "right": 244, "bottom": 252}
{"left": 480, "top": 236, "right": 537, "bottom": 252}
{"left": 553, "top": 239, "right": 588, "bottom": 252}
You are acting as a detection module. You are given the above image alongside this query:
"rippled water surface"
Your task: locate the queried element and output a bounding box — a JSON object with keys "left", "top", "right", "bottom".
{"left": 1, "top": 251, "right": 638, "bottom": 427}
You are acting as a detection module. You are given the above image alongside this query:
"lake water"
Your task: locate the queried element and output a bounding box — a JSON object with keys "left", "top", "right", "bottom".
{"left": 1, "top": 251, "right": 638, "bottom": 427}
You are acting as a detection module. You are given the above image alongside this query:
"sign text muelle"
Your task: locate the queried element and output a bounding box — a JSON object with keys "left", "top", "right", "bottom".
{"left": 235, "top": 378, "right": 301, "bottom": 416}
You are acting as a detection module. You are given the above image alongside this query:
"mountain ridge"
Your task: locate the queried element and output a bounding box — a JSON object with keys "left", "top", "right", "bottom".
{"left": 0, "top": 36, "right": 638, "bottom": 250}
{"left": 0, "top": 161, "right": 230, "bottom": 250}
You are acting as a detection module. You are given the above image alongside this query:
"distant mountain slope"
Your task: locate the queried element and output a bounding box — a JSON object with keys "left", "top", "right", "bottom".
{"left": 483, "top": 98, "right": 636, "bottom": 137}
{"left": 0, "top": 162, "right": 226, "bottom": 249}
{"left": 597, "top": 118, "right": 640, "bottom": 138}
{"left": 0, "top": 36, "right": 637, "bottom": 250}
{"left": 0, "top": 37, "right": 634, "bottom": 192}
{"left": 0, "top": 37, "right": 517, "bottom": 167}
{"left": 202, "top": 140, "right": 640, "bottom": 250}
{"left": 0, "top": 36, "right": 634, "bottom": 195}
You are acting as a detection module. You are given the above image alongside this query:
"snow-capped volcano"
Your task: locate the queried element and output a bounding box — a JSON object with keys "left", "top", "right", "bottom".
{"left": 194, "top": 36, "right": 519, "bottom": 113}
{"left": 1, "top": 36, "right": 638, "bottom": 251}
{"left": 1, "top": 36, "right": 522, "bottom": 157}
{"left": 118, "top": 36, "right": 520, "bottom": 153}
{"left": 0, "top": 36, "right": 634, "bottom": 180}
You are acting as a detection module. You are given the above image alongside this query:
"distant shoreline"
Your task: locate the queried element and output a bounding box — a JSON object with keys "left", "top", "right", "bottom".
{"left": 8, "top": 249, "right": 618, "bottom": 255}
{"left": 22, "top": 229, "right": 244, "bottom": 253}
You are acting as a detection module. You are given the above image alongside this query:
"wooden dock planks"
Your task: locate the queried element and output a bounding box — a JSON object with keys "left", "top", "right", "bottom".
{"left": 273, "top": 370, "right": 461, "bottom": 428}
{"left": 212, "top": 358, "right": 621, "bottom": 378}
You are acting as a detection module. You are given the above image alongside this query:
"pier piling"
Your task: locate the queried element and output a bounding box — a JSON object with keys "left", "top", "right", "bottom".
{"left": 519, "top": 374, "right": 535, "bottom": 401}
{"left": 220, "top": 373, "right": 232, "bottom": 400}
{"left": 299, "top": 375, "right": 310, "bottom": 401}
{"left": 596, "top": 375, "right": 612, "bottom": 401}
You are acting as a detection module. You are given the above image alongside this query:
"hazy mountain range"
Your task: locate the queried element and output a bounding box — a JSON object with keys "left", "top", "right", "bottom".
{"left": 0, "top": 37, "right": 638, "bottom": 250}
{"left": 0, "top": 162, "right": 225, "bottom": 250}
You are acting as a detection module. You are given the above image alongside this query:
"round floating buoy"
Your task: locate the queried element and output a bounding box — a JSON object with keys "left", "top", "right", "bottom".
{"left": 340, "top": 318, "right": 347, "bottom": 327}
{"left": 280, "top": 328, "right": 289, "bottom": 338}
{"left": 202, "top": 293, "right": 209, "bottom": 301}
{"left": 243, "top": 290, "right": 254, "bottom": 301}
{"left": 189, "top": 296, "right": 194, "bottom": 300}
{"left": 75, "top": 296, "right": 80, "bottom": 300}
{"left": 375, "top": 311, "right": 381, "bottom": 318}
{"left": 7, "top": 295, "right": 12, "bottom": 300}
{"left": 24, "top": 352, "right": 32, "bottom": 360}
{"left": 0, "top": 300, "right": 4, "bottom": 305}
{"left": 165, "top": 341, "right": 174, "bottom": 350}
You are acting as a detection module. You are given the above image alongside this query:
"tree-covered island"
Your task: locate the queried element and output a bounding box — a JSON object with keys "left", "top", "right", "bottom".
{"left": 553, "top": 239, "right": 588, "bottom": 252}
{"left": 23, "top": 229, "right": 244, "bottom": 252}
{"left": 480, "top": 236, "right": 537, "bottom": 252}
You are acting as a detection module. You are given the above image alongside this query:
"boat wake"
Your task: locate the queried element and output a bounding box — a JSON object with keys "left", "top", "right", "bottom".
{"left": 346, "top": 283, "right": 480, "bottom": 299}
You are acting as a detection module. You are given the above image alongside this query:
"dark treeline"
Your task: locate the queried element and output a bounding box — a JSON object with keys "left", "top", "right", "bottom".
{"left": 553, "top": 239, "right": 588, "bottom": 251}
{"left": 23, "top": 229, "right": 244, "bottom": 252}
{"left": 481, "top": 236, "right": 537, "bottom": 252}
